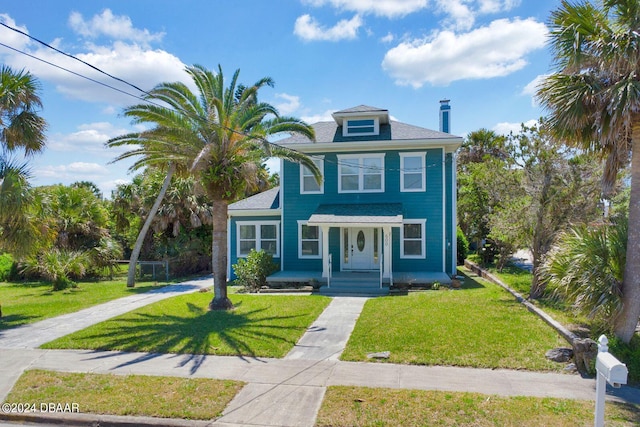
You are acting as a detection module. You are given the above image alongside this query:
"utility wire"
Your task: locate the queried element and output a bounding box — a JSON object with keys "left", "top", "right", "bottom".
{"left": 0, "top": 20, "right": 450, "bottom": 173}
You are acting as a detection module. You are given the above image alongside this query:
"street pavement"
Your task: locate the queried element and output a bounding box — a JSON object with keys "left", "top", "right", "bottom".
{"left": 0, "top": 278, "right": 638, "bottom": 427}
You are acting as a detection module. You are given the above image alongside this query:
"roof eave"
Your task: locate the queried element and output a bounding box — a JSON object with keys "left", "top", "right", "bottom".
{"left": 278, "top": 138, "right": 462, "bottom": 153}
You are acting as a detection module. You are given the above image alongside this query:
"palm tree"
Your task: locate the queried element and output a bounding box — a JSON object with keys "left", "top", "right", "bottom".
{"left": 540, "top": 218, "right": 627, "bottom": 330}
{"left": 0, "top": 66, "right": 47, "bottom": 257}
{"left": 108, "top": 64, "right": 319, "bottom": 309}
{"left": 537, "top": 0, "right": 640, "bottom": 342}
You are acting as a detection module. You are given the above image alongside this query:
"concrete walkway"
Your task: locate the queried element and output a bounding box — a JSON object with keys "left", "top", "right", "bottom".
{"left": 0, "top": 282, "right": 639, "bottom": 427}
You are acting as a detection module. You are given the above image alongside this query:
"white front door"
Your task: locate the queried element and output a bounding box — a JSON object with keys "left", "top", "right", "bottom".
{"left": 343, "top": 228, "right": 378, "bottom": 270}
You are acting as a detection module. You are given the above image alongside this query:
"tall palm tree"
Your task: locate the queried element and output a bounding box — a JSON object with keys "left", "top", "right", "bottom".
{"left": 0, "top": 66, "right": 47, "bottom": 257}
{"left": 108, "top": 64, "right": 319, "bottom": 309}
{"left": 537, "top": 0, "right": 640, "bottom": 342}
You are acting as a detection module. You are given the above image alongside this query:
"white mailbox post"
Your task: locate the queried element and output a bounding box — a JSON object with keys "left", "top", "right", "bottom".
{"left": 594, "top": 335, "right": 628, "bottom": 427}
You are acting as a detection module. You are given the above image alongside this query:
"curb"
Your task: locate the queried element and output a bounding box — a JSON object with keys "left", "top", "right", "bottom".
{"left": 0, "top": 411, "right": 216, "bottom": 426}
{"left": 464, "top": 260, "right": 578, "bottom": 344}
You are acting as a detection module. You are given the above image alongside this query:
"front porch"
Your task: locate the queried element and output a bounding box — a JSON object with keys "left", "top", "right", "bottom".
{"left": 266, "top": 270, "right": 452, "bottom": 296}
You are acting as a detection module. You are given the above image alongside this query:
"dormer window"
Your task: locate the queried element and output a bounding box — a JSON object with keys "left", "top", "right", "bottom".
{"left": 343, "top": 118, "right": 379, "bottom": 137}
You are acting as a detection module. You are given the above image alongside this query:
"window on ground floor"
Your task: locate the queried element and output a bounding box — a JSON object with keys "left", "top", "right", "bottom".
{"left": 401, "top": 219, "right": 426, "bottom": 259}
{"left": 298, "top": 221, "right": 321, "bottom": 258}
{"left": 237, "top": 221, "right": 280, "bottom": 257}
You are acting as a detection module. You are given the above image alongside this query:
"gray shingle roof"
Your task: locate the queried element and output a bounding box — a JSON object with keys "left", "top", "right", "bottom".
{"left": 280, "top": 120, "right": 458, "bottom": 144}
{"left": 229, "top": 187, "right": 280, "bottom": 211}
{"left": 333, "top": 105, "right": 388, "bottom": 114}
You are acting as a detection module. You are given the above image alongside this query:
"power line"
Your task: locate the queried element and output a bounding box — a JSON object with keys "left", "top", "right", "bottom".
{"left": 0, "top": 20, "right": 450, "bottom": 174}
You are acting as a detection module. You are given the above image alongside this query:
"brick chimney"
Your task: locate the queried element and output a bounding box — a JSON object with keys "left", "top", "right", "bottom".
{"left": 439, "top": 99, "right": 451, "bottom": 133}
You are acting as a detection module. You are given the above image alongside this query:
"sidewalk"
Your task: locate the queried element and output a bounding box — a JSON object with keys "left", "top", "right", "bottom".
{"left": 0, "top": 282, "right": 638, "bottom": 427}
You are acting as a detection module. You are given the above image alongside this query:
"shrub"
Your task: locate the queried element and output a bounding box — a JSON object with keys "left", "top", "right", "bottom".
{"left": 232, "top": 249, "right": 278, "bottom": 293}
{"left": 22, "top": 249, "right": 89, "bottom": 291}
{"left": 456, "top": 227, "right": 469, "bottom": 265}
{"left": 0, "top": 253, "right": 15, "bottom": 281}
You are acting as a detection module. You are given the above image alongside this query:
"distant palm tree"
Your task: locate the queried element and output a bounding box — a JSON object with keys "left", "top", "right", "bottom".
{"left": 537, "top": 0, "right": 640, "bottom": 342}
{"left": 108, "top": 64, "right": 319, "bottom": 309}
{"left": 0, "top": 66, "right": 47, "bottom": 257}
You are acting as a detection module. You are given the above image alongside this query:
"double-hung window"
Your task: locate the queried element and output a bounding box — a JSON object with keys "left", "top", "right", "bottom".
{"left": 400, "top": 152, "right": 426, "bottom": 192}
{"left": 237, "top": 221, "right": 280, "bottom": 257}
{"left": 337, "top": 154, "right": 384, "bottom": 193}
{"left": 401, "top": 219, "right": 426, "bottom": 258}
{"left": 300, "top": 157, "right": 324, "bottom": 194}
{"left": 298, "top": 221, "right": 321, "bottom": 258}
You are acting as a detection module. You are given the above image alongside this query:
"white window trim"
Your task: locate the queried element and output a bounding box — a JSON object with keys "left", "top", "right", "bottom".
{"left": 337, "top": 153, "right": 385, "bottom": 193}
{"left": 297, "top": 220, "right": 322, "bottom": 259}
{"left": 400, "top": 219, "right": 426, "bottom": 259}
{"left": 343, "top": 117, "right": 380, "bottom": 137}
{"left": 236, "top": 220, "right": 280, "bottom": 258}
{"left": 300, "top": 156, "right": 324, "bottom": 194}
{"left": 400, "top": 152, "right": 426, "bottom": 192}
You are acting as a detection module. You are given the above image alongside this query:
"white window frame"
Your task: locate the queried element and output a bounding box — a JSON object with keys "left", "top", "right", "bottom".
{"left": 236, "top": 221, "right": 280, "bottom": 258}
{"left": 337, "top": 153, "right": 385, "bottom": 193}
{"left": 343, "top": 117, "right": 380, "bottom": 137}
{"left": 300, "top": 156, "right": 324, "bottom": 194}
{"left": 400, "top": 219, "right": 426, "bottom": 259}
{"left": 400, "top": 152, "right": 426, "bottom": 192}
{"left": 297, "top": 220, "right": 322, "bottom": 259}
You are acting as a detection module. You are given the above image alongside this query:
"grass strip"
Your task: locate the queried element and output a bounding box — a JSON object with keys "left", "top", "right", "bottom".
{"left": 316, "top": 386, "right": 640, "bottom": 427}
{"left": 0, "top": 279, "right": 165, "bottom": 331}
{"left": 42, "top": 293, "right": 331, "bottom": 358}
{"left": 341, "top": 268, "right": 566, "bottom": 371}
{"left": 4, "top": 369, "right": 243, "bottom": 420}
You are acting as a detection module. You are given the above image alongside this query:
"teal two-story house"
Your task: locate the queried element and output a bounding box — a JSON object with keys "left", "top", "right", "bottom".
{"left": 228, "top": 102, "right": 462, "bottom": 295}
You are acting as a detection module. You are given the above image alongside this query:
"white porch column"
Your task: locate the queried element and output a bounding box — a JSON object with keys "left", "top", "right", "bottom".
{"left": 383, "top": 226, "right": 392, "bottom": 279}
{"left": 321, "top": 225, "right": 330, "bottom": 278}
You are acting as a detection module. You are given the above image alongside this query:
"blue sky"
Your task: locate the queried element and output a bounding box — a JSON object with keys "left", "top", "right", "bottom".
{"left": 1, "top": 0, "right": 558, "bottom": 196}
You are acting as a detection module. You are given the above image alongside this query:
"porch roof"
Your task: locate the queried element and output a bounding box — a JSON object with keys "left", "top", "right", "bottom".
{"left": 307, "top": 203, "right": 403, "bottom": 227}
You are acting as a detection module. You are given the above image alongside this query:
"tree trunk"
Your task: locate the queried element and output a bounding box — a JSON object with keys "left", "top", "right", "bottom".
{"left": 209, "top": 198, "right": 233, "bottom": 310}
{"left": 126, "top": 163, "right": 176, "bottom": 287}
{"left": 615, "top": 124, "right": 640, "bottom": 342}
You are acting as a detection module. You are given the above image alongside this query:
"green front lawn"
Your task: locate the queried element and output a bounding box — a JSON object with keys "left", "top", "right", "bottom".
{"left": 42, "top": 293, "right": 331, "bottom": 358}
{"left": 341, "top": 267, "right": 566, "bottom": 371}
{"left": 316, "top": 386, "right": 640, "bottom": 427}
{"left": 5, "top": 370, "right": 243, "bottom": 420}
{"left": 0, "top": 278, "right": 165, "bottom": 331}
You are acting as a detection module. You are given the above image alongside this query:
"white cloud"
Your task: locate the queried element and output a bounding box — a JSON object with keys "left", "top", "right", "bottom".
{"left": 1, "top": 12, "right": 187, "bottom": 107}
{"left": 493, "top": 119, "right": 537, "bottom": 135}
{"left": 0, "top": 14, "right": 32, "bottom": 51}
{"left": 294, "top": 14, "right": 363, "bottom": 41}
{"left": 301, "top": 109, "right": 336, "bottom": 123}
{"left": 381, "top": 32, "right": 395, "bottom": 43}
{"left": 38, "top": 162, "right": 110, "bottom": 178}
{"left": 274, "top": 93, "right": 301, "bottom": 115}
{"left": 48, "top": 121, "right": 135, "bottom": 157}
{"left": 435, "top": 0, "right": 475, "bottom": 31}
{"left": 382, "top": 18, "right": 548, "bottom": 87}
{"left": 478, "top": 0, "right": 520, "bottom": 14}
{"left": 522, "top": 73, "right": 548, "bottom": 96}
{"left": 69, "top": 9, "right": 164, "bottom": 45}
{"left": 302, "top": 0, "right": 427, "bottom": 18}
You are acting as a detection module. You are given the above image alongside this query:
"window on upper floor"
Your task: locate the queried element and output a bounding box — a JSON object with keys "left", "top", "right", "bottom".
{"left": 300, "top": 157, "right": 324, "bottom": 194}
{"left": 401, "top": 219, "right": 426, "bottom": 259}
{"left": 298, "top": 221, "right": 322, "bottom": 258}
{"left": 400, "top": 152, "right": 426, "bottom": 192}
{"left": 343, "top": 118, "right": 379, "bottom": 137}
{"left": 237, "top": 221, "right": 280, "bottom": 257}
{"left": 337, "top": 154, "right": 385, "bottom": 193}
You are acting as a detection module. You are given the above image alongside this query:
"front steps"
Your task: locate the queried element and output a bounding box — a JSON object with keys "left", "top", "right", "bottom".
{"left": 319, "top": 273, "right": 389, "bottom": 296}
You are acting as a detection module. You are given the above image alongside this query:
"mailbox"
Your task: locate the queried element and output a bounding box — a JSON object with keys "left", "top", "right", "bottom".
{"left": 596, "top": 351, "right": 628, "bottom": 388}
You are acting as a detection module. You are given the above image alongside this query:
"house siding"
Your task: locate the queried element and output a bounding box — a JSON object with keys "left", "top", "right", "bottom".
{"left": 228, "top": 214, "right": 281, "bottom": 280}
{"left": 281, "top": 148, "right": 445, "bottom": 274}
{"left": 445, "top": 152, "right": 454, "bottom": 275}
